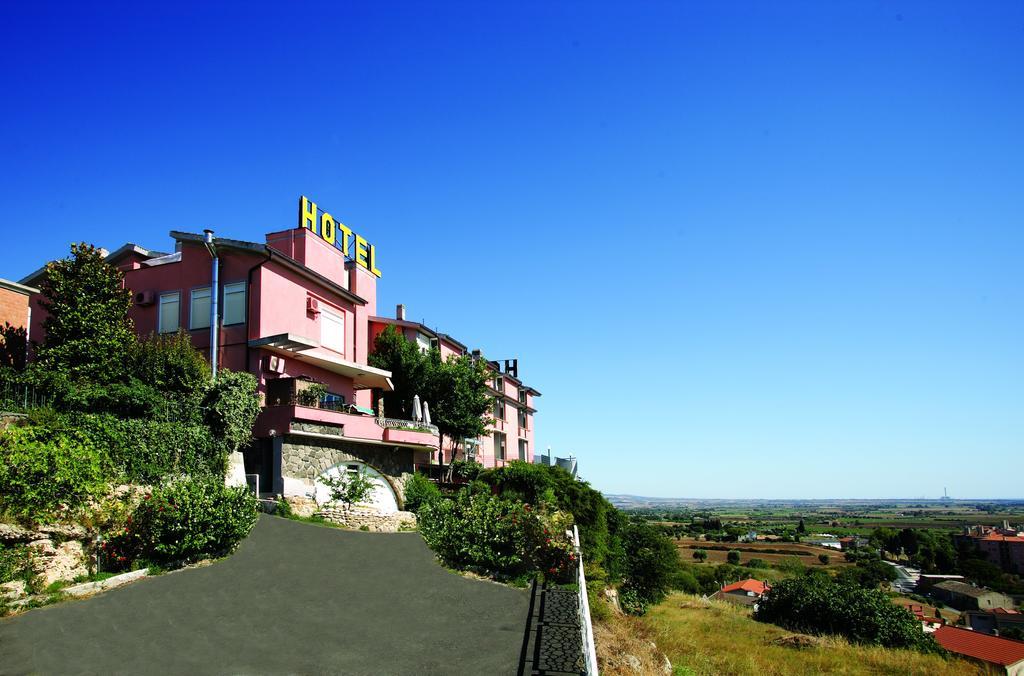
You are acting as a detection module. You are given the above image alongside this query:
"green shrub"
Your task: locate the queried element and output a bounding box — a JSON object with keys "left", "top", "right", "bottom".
{"left": 0, "top": 425, "right": 108, "bottom": 522}
{"left": 202, "top": 370, "right": 260, "bottom": 453}
{"left": 105, "top": 477, "right": 258, "bottom": 569}
{"left": 727, "top": 549, "right": 741, "bottom": 565}
{"left": 0, "top": 543, "right": 36, "bottom": 588}
{"left": 133, "top": 331, "right": 211, "bottom": 423}
{"left": 35, "top": 414, "right": 225, "bottom": 483}
{"left": 479, "top": 461, "right": 624, "bottom": 578}
{"left": 418, "top": 491, "right": 574, "bottom": 581}
{"left": 404, "top": 473, "right": 441, "bottom": 513}
{"left": 747, "top": 557, "right": 768, "bottom": 569}
{"left": 754, "top": 575, "right": 942, "bottom": 652}
{"left": 449, "top": 459, "right": 482, "bottom": 482}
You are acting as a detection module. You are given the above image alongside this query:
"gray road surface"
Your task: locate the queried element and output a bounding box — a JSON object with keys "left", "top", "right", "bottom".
{"left": 0, "top": 515, "right": 529, "bottom": 676}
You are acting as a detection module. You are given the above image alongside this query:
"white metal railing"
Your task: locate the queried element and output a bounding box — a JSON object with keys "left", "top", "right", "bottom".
{"left": 573, "top": 524, "right": 600, "bottom": 675}
{"left": 375, "top": 417, "right": 439, "bottom": 435}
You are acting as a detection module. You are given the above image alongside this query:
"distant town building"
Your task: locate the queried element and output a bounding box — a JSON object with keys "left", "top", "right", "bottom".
{"left": 930, "top": 581, "right": 1014, "bottom": 612}
{"left": 839, "top": 536, "right": 869, "bottom": 550}
{"left": 932, "top": 625, "right": 1024, "bottom": 675}
{"left": 712, "top": 579, "right": 770, "bottom": 608}
{"left": 916, "top": 574, "right": 967, "bottom": 593}
{"left": 957, "top": 525, "right": 1024, "bottom": 575}
{"left": 964, "top": 609, "right": 1024, "bottom": 637}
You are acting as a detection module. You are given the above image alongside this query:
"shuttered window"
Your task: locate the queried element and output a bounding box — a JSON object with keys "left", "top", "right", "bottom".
{"left": 159, "top": 292, "right": 180, "bottom": 334}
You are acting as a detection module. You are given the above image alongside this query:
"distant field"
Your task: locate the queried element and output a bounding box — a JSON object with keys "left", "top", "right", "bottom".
{"left": 675, "top": 538, "right": 852, "bottom": 570}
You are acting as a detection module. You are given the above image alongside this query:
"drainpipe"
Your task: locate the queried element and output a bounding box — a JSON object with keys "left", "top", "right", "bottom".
{"left": 243, "top": 248, "right": 273, "bottom": 377}
{"left": 204, "top": 229, "right": 219, "bottom": 379}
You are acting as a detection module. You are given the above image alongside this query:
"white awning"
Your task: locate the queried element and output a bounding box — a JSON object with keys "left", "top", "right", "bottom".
{"left": 249, "top": 333, "right": 394, "bottom": 390}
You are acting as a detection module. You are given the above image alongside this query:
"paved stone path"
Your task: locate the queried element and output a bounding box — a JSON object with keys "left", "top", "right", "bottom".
{"left": 0, "top": 515, "right": 529, "bottom": 676}
{"left": 517, "top": 579, "right": 585, "bottom": 675}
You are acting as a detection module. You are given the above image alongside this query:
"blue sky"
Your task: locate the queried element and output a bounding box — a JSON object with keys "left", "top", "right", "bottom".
{"left": 2, "top": 2, "right": 1021, "bottom": 498}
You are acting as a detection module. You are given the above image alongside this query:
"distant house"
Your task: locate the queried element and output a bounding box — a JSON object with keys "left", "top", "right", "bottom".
{"left": 838, "top": 536, "right": 869, "bottom": 551}
{"left": 712, "top": 579, "right": 770, "bottom": 608}
{"left": 801, "top": 537, "right": 842, "bottom": 550}
{"left": 964, "top": 608, "right": 1024, "bottom": 637}
{"left": 932, "top": 626, "right": 1024, "bottom": 675}
{"left": 738, "top": 531, "right": 758, "bottom": 543}
{"left": 931, "top": 581, "right": 1014, "bottom": 611}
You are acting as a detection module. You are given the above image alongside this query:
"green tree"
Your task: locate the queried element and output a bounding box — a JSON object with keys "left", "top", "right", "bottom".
{"left": 36, "top": 243, "right": 135, "bottom": 382}
{"left": 321, "top": 468, "right": 377, "bottom": 507}
{"left": 425, "top": 353, "right": 493, "bottom": 471}
{"left": 796, "top": 518, "right": 807, "bottom": 535}
{"left": 693, "top": 548, "right": 708, "bottom": 562}
{"left": 368, "top": 326, "right": 429, "bottom": 420}
{"left": 620, "top": 521, "right": 680, "bottom": 613}
{"left": 727, "top": 549, "right": 741, "bottom": 565}
{"left": 819, "top": 553, "right": 831, "bottom": 565}
{"left": 0, "top": 323, "right": 28, "bottom": 371}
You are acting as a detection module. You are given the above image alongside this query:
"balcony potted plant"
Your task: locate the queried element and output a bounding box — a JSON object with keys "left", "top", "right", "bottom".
{"left": 296, "top": 381, "right": 328, "bottom": 408}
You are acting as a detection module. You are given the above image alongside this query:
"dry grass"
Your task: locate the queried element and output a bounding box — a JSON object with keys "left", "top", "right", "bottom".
{"left": 593, "top": 602, "right": 671, "bottom": 675}
{"left": 630, "top": 593, "right": 994, "bottom": 676}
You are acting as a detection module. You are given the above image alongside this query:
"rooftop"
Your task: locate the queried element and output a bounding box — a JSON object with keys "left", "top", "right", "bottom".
{"left": 933, "top": 581, "right": 1003, "bottom": 598}
{"left": 933, "top": 626, "right": 1024, "bottom": 667}
{"left": 720, "top": 579, "right": 769, "bottom": 595}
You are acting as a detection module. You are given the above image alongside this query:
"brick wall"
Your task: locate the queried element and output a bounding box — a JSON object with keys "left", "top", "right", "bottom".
{"left": 0, "top": 287, "right": 30, "bottom": 331}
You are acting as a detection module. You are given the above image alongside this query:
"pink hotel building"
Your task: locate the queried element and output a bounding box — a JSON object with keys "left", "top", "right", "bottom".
{"left": 20, "top": 201, "right": 540, "bottom": 512}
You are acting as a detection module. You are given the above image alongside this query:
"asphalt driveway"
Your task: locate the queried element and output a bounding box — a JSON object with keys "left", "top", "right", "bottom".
{"left": 0, "top": 515, "right": 530, "bottom": 676}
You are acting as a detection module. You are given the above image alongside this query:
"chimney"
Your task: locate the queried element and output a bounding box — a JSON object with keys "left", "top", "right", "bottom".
{"left": 396, "top": 304, "right": 406, "bottom": 321}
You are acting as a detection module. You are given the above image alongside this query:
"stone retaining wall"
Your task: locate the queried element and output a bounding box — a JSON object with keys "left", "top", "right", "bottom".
{"left": 315, "top": 505, "right": 417, "bottom": 533}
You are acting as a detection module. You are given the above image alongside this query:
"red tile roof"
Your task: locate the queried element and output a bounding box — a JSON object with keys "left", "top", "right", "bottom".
{"left": 980, "top": 534, "right": 1024, "bottom": 542}
{"left": 721, "top": 579, "right": 769, "bottom": 595}
{"left": 933, "top": 626, "right": 1024, "bottom": 667}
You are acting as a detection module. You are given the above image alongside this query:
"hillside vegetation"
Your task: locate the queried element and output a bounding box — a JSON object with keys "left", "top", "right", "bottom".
{"left": 600, "top": 593, "right": 989, "bottom": 676}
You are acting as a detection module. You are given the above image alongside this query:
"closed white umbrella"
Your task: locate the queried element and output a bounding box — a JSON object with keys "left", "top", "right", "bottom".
{"left": 412, "top": 394, "right": 422, "bottom": 422}
{"left": 422, "top": 401, "right": 431, "bottom": 426}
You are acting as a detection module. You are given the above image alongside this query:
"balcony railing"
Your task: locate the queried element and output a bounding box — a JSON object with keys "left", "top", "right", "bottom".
{"left": 376, "top": 417, "right": 439, "bottom": 435}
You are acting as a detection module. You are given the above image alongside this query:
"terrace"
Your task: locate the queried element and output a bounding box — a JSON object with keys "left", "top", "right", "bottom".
{"left": 258, "top": 377, "right": 438, "bottom": 449}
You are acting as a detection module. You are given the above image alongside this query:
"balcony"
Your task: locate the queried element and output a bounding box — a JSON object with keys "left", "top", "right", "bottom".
{"left": 256, "top": 377, "right": 439, "bottom": 449}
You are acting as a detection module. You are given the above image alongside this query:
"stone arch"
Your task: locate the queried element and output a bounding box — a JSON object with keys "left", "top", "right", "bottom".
{"left": 314, "top": 460, "right": 401, "bottom": 513}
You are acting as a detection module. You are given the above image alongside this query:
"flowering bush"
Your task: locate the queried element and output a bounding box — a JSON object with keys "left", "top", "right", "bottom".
{"left": 104, "top": 477, "right": 258, "bottom": 569}
{"left": 418, "top": 491, "right": 575, "bottom": 581}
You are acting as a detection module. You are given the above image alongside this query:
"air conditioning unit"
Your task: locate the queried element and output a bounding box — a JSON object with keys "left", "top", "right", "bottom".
{"left": 134, "top": 290, "right": 155, "bottom": 306}
{"left": 262, "top": 355, "right": 286, "bottom": 374}
{"left": 306, "top": 297, "right": 320, "bottom": 315}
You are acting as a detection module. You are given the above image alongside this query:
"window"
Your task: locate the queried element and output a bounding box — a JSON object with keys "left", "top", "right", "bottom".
{"left": 190, "top": 287, "right": 211, "bottom": 330}
{"left": 518, "top": 439, "right": 528, "bottom": 461}
{"left": 518, "top": 407, "right": 528, "bottom": 430}
{"left": 158, "top": 292, "right": 180, "bottom": 333}
{"left": 493, "top": 396, "right": 504, "bottom": 420}
{"left": 416, "top": 332, "right": 431, "bottom": 353}
{"left": 222, "top": 282, "right": 246, "bottom": 326}
{"left": 321, "top": 308, "right": 345, "bottom": 353}
{"left": 494, "top": 432, "right": 506, "bottom": 461}
{"left": 518, "top": 388, "right": 527, "bottom": 404}
{"left": 322, "top": 392, "right": 346, "bottom": 411}
{"left": 493, "top": 375, "right": 503, "bottom": 392}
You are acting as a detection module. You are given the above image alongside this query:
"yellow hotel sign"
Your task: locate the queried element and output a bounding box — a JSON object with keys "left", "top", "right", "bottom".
{"left": 298, "top": 195, "right": 382, "bottom": 277}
